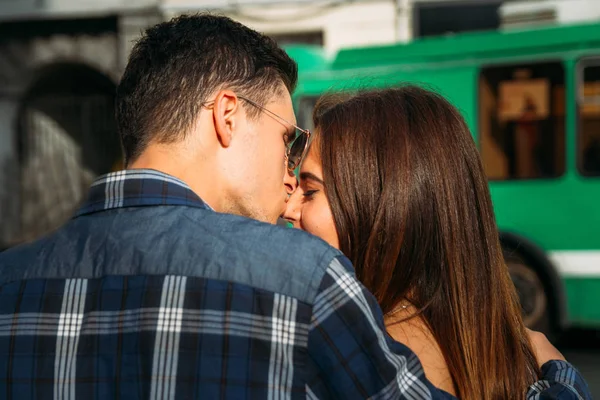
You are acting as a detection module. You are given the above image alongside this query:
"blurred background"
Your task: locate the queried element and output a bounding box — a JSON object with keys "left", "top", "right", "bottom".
{"left": 0, "top": 0, "right": 598, "bottom": 393}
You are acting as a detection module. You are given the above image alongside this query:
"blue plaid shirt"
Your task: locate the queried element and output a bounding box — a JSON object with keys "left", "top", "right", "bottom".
{"left": 0, "top": 170, "right": 590, "bottom": 399}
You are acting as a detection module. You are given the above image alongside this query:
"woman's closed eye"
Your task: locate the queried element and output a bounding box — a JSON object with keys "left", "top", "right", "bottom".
{"left": 302, "top": 189, "right": 318, "bottom": 199}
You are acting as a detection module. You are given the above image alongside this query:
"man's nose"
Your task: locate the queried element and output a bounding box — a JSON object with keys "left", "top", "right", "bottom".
{"left": 284, "top": 169, "right": 298, "bottom": 195}
{"left": 283, "top": 189, "right": 301, "bottom": 225}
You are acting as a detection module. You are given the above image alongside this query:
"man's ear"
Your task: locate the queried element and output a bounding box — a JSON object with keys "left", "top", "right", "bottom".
{"left": 212, "top": 90, "right": 241, "bottom": 148}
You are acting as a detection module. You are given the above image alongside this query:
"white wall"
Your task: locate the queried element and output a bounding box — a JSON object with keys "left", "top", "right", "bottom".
{"left": 163, "top": 0, "right": 400, "bottom": 55}
{"left": 501, "top": 0, "right": 600, "bottom": 26}
{"left": 553, "top": 0, "right": 600, "bottom": 23}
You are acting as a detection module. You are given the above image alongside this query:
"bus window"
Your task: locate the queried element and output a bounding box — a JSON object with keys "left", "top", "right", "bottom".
{"left": 579, "top": 63, "right": 600, "bottom": 176}
{"left": 479, "top": 63, "right": 565, "bottom": 180}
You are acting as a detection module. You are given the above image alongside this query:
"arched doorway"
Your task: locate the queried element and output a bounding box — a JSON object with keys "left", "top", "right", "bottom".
{"left": 15, "top": 63, "right": 122, "bottom": 244}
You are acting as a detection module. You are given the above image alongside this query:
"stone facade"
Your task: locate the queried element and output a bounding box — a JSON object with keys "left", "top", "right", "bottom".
{"left": 0, "top": 12, "right": 161, "bottom": 247}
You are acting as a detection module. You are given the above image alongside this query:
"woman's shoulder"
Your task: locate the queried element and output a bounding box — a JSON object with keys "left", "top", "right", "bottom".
{"left": 386, "top": 314, "right": 457, "bottom": 397}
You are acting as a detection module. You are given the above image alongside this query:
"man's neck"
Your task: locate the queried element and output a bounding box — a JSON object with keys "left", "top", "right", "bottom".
{"left": 128, "top": 146, "right": 223, "bottom": 211}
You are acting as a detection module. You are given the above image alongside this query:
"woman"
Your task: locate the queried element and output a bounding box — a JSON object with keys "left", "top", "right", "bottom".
{"left": 284, "top": 86, "right": 539, "bottom": 398}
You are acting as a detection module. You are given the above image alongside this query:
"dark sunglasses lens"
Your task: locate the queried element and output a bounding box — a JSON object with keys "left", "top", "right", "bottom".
{"left": 288, "top": 131, "right": 308, "bottom": 169}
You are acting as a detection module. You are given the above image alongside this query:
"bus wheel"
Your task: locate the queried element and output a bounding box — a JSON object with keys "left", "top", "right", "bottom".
{"left": 505, "top": 253, "right": 552, "bottom": 337}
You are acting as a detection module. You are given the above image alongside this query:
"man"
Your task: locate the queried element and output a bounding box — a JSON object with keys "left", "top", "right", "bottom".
{"left": 0, "top": 14, "right": 590, "bottom": 399}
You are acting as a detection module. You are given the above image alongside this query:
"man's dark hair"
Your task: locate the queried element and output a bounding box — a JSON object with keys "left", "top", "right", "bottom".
{"left": 116, "top": 14, "right": 298, "bottom": 163}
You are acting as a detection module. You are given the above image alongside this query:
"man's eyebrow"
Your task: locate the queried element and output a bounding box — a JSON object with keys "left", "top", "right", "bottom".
{"left": 299, "top": 172, "right": 324, "bottom": 185}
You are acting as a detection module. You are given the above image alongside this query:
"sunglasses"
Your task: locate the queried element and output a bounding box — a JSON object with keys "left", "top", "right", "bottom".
{"left": 203, "top": 96, "right": 311, "bottom": 171}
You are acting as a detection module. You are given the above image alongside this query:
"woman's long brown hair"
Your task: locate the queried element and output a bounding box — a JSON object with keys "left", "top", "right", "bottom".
{"left": 313, "top": 86, "right": 539, "bottom": 399}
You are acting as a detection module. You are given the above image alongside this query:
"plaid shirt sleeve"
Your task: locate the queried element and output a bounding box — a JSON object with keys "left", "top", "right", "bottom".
{"left": 306, "top": 255, "right": 593, "bottom": 400}
{"left": 305, "top": 255, "right": 439, "bottom": 399}
{"left": 527, "top": 360, "right": 592, "bottom": 400}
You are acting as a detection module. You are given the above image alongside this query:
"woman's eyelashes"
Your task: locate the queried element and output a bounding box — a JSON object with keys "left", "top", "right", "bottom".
{"left": 302, "top": 189, "right": 318, "bottom": 199}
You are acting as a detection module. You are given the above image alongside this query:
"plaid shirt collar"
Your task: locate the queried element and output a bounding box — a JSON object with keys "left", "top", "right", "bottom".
{"left": 76, "top": 169, "right": 213, "bottom": 217}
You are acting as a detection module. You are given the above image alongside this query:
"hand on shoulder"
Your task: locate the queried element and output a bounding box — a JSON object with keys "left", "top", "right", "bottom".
{"left": 527, "top": 328, "right": 565, "bottom": 368}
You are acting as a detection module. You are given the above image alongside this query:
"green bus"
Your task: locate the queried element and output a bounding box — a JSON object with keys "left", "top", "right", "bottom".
{"left": 286, "top": 21, "right": 600, "bottom": 339}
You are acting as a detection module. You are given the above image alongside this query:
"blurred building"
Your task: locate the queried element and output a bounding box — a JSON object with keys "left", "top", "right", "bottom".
{"left": 0, "top": 0, "right": 162, "bottom": 246}
{"left": 1, "top": 0, "right": 599, "bottom": 247}
{"left": 162, "top": 0, "right": 402, "bottom": 55}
